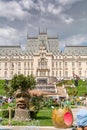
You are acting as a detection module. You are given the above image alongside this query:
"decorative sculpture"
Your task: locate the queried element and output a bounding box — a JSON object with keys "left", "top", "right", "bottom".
{"left": 14, "top": 87, "right": 31, "bottom": 121}
{"left": 15, "top": 88, "right": 29, "bottom": 109}
{"left": 52, "top": 106, "right": 73, "bottom": 128}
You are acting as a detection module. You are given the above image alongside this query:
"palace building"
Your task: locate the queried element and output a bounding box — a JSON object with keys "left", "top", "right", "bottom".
{"left": 0, "top": 31, "right": 87, "bottom": 80}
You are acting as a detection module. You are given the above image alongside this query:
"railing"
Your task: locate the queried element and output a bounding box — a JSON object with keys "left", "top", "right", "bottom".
{"left": 0, "top": 108, "right": 14, "bottom": 126}
{"left": 0, "top": 108, "right": 52, "bottom": 126}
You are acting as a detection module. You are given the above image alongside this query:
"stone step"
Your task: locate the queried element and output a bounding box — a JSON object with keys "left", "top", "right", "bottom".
{"left": 57, "top": 86, "right": 68, "bottom": 97}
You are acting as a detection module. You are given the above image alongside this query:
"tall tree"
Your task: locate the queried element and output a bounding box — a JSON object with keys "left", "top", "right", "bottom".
{"left": 5, "top": 74, "right": 36, "bottom": 95}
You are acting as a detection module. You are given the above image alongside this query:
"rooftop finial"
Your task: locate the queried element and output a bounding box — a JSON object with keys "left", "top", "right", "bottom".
{"left": 39, "top": 27, "right": 47, "bottom": 34}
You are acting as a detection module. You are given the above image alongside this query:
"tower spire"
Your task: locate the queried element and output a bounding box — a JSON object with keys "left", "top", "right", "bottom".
{"left": 39, "top": 27, "right": 47, "bottom": 34}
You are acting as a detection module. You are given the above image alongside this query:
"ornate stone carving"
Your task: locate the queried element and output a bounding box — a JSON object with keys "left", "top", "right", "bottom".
{"left": 14, "top": 87, "right": 31, "bottom": 121}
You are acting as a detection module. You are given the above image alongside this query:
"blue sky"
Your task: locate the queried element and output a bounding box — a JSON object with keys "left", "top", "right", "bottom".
{"left": 0, "top": 0, "right": 87, "bottom": 50}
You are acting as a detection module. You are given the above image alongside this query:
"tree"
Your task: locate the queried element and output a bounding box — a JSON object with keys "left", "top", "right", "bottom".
{"left": 10, "top": 74, "right": 27, "bottom": 91}
{"left": 26, "top": 74, "right": 36, "bottom": 90}
{"left": 5, "top": 74, "right": 36, "bottom": 96}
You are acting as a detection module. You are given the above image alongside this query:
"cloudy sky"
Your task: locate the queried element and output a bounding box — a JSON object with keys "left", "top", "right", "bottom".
{"left": 0, "top": 0, "right": 87, "bottom": 50}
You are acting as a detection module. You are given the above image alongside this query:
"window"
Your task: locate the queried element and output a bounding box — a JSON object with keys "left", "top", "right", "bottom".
{"left": 4, "top": 71, "right": 7, "bottom": 77}
{"left": 52, "top": 71, "right": 54, "bottom": 76}
{"left": 65, "top": 71, "right": 68, "bottom": 77}
{"left": 31, "top": 62, "right": 33, "bottom": 69}
{"left": 72, "top": 62, "right": 75, "bottom": 67}
{"left": 18, "top": 71, "right": 20, "bottom": 75}
{"left": 28, "top": 62, "right": 30, "bottom": 68}
{"left": 56, "top": 62, "right": 58, "bottom": 67}
{"left": 5, "top": 62, "right": 7, "bottom": 69}
{"left": 65, "top": 62, "right": 67, "bottom": 67}
{"left": 11, "top": 71, "right": 13, "bottom": 76}
{"left": 11, "top": 63, "right": 14, "bottom": 69}
{"left": 24, "top": 62, "right": 26, "bottom": 67}
{"left": 79, "top": 71, "right": 81, "bottom": 76}
{"left": 56, "top": 71, "right": 58, "bottom": 76}
{"left": 40, "top": 71, "right": 46, "bottom": 76}
{"left": 18, "top": 62, "right": 21, "bottom": 70}
{"left": 0, "top": 62, "right": 1, "bottom": 70}
{"left": 31, "top": 62, "right": 33, "bottom": 66}
{"left": 31, "top": 71, "right": 33, "bottom": 75}
{"left": 79, "top": 62, "right": 81, "bottom": 67}
{"left": 72, "top": 71, "right": 74, "bottom": 77}
{"left": 38, "top": 62, "right": 40, "bottom": 67}
{"left": 5, "top": 62, "right": 7, "bottom": 66}
{"left": 28, "top": 71, "right": 29, "bottom": 75}
{"left": 52, "top": 62, "right": 54, "bottom": 67}
{"left": 18, "top": 62, "right": 21, "bottom": 67}
{"left": 39, "top": 58, "right": 47, "bottom": 69}
{"left": 59, "top": 71, "right": 61, "bottom": 77}
{"left": 5, "top": 62, "right": 7, "bottom": 68}
{"left": 59, "top": 62, "right": 61, "bottom": 67}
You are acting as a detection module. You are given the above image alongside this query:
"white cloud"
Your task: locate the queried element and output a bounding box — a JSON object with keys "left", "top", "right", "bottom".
{"left": 60, "top": 34, "right": 87, "bottom": 49}
{"left": 20, "top": 0, "right": 44, "bottom": 11}
{"left": 61, "top": 14, "right": 74, "bottom": 24}
{"left": 0, "top": 1, "right": 28, "bottom": 21}
{"left": 0, "top": 26, "right": 26, "bottom": 45}
{"left": 47, "top": 3, "right": 54, "bottom": 13}
{"left": 58, "top": 0, "right": 83, "bottom": 5}
{"left": 0, "top": 27, "right": 17, "bottom": 38}
{"left": 47, "top": 3, "right": 63, "bottom": 15}
{"left": 47, "top": 3, "right": 74, "bottom": 24}
{"left": 53, "top": 6, "right": 63, "bottom": 15}
{"left": 20, "top": 0, "right": 35, "bottom": 9}
{"left": 39, "top": 2, "right": 45, "bottom": 13}
{"left": 64, "top": 17, "right": 74, "bottom": 24}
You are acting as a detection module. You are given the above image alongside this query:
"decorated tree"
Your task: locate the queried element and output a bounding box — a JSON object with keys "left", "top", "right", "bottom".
{"left": 8, "top": 74, "right": 36, "bottom": 121}
{"left": 10, "top": 74, "right": 36, "bottom": 92}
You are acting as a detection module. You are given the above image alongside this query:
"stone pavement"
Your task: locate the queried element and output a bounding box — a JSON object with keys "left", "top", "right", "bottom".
{"left": 0, "top": 126, "right": 72, "bottom": 130}
{"left": 0, "top": 106, "right": 87, "bottom": 130}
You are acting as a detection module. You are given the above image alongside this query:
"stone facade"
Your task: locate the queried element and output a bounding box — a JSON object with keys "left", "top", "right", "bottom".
{"left": 0, "top": 32, "right": 87, "bottom": 80}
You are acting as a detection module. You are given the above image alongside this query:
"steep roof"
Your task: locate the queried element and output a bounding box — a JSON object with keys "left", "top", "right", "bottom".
{"left": 26, "top": 34, "right": 60, "bottom": 55}
{"left": 63, "top": 46, "right": 87, "bottom": 55}
{"left": 0, "top": 45, "right": 23, "bottom": 56}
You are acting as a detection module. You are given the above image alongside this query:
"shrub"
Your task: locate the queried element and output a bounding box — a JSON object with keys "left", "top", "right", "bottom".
{"left": 2, "top": 109, "right": 15, "bottom": 118}
{"left": 1, "top": 102, "right": 15, "bottom": 118}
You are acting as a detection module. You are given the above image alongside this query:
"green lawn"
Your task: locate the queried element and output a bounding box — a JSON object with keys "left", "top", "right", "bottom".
{"left": 0, "top": 107, "right": 53, "bottom": 126}
{"left": 36, "top": 108, "right": 53, "bottom": 126}
{"left": 60, "top": 79, "right": 87, "bottom": 97}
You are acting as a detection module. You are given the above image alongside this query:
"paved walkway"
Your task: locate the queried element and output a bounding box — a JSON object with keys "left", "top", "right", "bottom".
{"left": 0, "top": 126, "right": 71, "bottom": 130}
{"left": 0, "top": 106, "right": 87, "bottom": 130}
